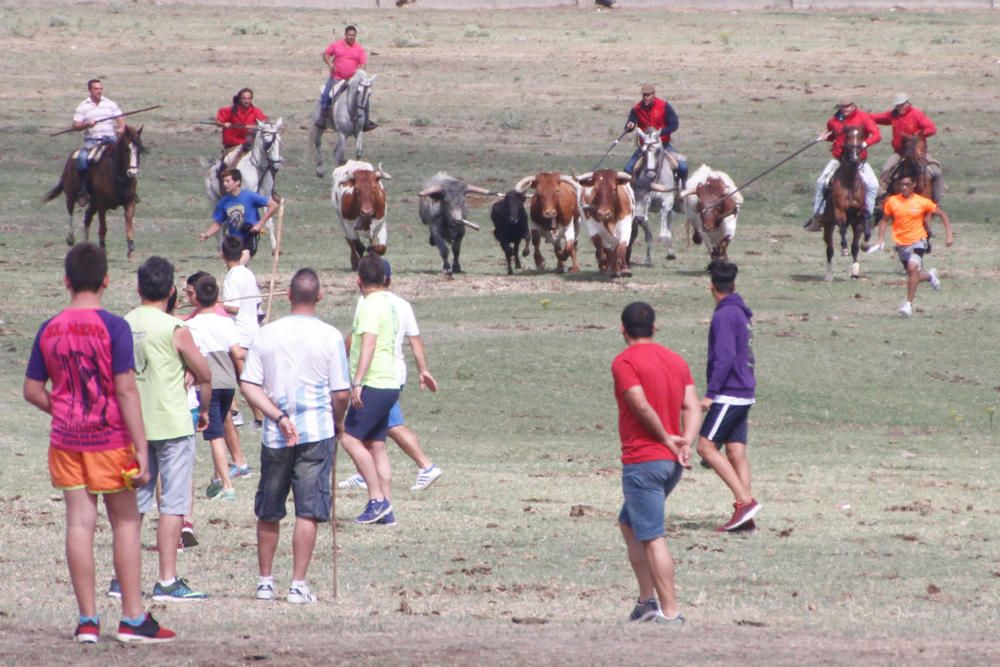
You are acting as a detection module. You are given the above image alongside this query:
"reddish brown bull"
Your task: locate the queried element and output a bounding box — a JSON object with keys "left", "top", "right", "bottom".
{"left": 332, "top": 160, "right": 390, "bottom": 270}
{"left": 513, "top": 171, "right": 581, "bottom": 274}
{"left": 577, "top": 169, "right": 635, "bottom": 277}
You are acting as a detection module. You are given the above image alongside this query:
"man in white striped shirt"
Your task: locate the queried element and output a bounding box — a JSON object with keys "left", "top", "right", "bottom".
{"left": 72, "top": 79, "right": 124, "bottom": 174}
{"left": 240, "top": 268, "right": 350, "bottom": 605}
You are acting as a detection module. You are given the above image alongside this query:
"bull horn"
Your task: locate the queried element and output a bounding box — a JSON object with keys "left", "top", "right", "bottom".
{"left": 616, "top": 171, "right": 632, "bottom": 183}
{"left": 514, "top": 176, "right": 535, "bottom": 193}
{"left": 465, "top": 185, "right": 492, "bottom": 195}
{"left": 460, "top": 219, "right": 481, "bottom": 231}
{"left": 650, "top": 182, "right": 669, "bottom": 192}
{"left": 376, "top": 162, "right": 393, "bottom": 180}
{"left": 574, "top": 172, "right": 593, "bottom": 183}
{"left": 418, "top": 184, "right": 442, "bottom": 197}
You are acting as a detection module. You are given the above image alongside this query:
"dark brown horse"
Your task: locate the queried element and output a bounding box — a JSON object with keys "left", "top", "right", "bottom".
{"left": 823, "top": 126, "right": 866, "bottom": 281}
{"left": 44, "top": 125, "right": 144, "bottom": 258}
{"left": 894, "top": 134, "right": 934, "bottom": 199}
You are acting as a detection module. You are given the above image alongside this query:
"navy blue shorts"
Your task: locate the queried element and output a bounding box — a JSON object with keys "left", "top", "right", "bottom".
{"left": 700, "top": 402, "right": 752, "bottom": 447}
{"left": 618, "top": 459, "right": 683, "bottom": 542}
{"left": 203, "top": 388, "right": 235, "bottom": 441}
{"left": 255, "top": 439, "right": 334, "bottom": 522}
{"left": 344, "top": 387, "right": 401, "bottom": 442}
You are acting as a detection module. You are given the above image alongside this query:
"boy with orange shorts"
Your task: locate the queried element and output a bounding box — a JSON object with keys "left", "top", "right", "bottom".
{"left": 23, "top": 243, "right": 175, "bottom": 644}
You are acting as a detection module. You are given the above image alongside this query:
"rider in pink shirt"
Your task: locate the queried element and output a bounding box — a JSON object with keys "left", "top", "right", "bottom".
{"left": 317, "top": 25, "right": 376, "bottom": 131}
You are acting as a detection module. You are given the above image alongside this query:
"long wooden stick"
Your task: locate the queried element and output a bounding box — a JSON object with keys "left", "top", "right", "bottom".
{"left": 332, "top": 440, "right": 338, "bottom": 599}
{"left": 264, "top": 199, "right": 285, "bottom": 323}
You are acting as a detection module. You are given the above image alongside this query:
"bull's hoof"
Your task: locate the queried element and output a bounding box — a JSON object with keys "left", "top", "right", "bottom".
{"left": 126, "top": 239, "right": 135, "bottom": 258}
{"left": 824, "top": 273, "right": 834, "bottom": 283}
{"left": 66, "top": 233, "right": 75, "bottom": 247}
{"left": 506, "top": 267, "right": 514, "bottom": 276}
{"left": 850, "top": 262, "right": 860, "bottom": 279}
{"left": 315, "top": 167, "right": 325, "bottom": 178}
{"left": 841, "top": 247, "right": 849, "bottom": 257}
{"left": 666, "top": 252, "right": 676, "bottom": 260}
{"left": 621, "top": 269, "right": 633, "bottom": 278}
{"left": 692, "top": 231, "right": 702, "bottom": 245}
{"left": 568, "top": 265, "right": 580, "bottom": 274}
{"left": 556, "top": 265, "right": 565, "bottom": 274}
{"left": 100, "top": 239, "right": 107, "bottom": 250}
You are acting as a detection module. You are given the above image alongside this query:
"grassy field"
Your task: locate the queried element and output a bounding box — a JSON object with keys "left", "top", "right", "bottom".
{"left": 1, "top": 4, "right": 999, "bottom": 664}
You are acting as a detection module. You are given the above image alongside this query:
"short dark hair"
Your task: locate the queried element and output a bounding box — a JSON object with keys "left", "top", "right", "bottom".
{"left": 708, "top": 260, "right": 738, "bottom": 294}
{"left": 137, "top": 256, "right": 175, "bottom": 301}
{"left": 290, "top": 268, "right": 320, "bottom": 305}
{"left": 87, "top": 78, "right": 101, "bottom": 90}
{"left": 221, "top": 168, "right": 242, "bottom": 184}
{"left": 222, "top": 236, "right": 244, "bottom": 262}
{"left": 345, "top": 25, "right": 357, "bottom": 34}
{"left": 194, "top": 274, "right": 219, "bottom": 308}
{"left": 64, "top": 243, "right": 107, "bottom": 294}
{"left": 621, "top": 301, "right": 655, "bottom": 339}
{"left": 358, "top": 254, "right": 385, "bottom": 287}
{"left": 186, "top": 270, "right": 210, "bottom": 287}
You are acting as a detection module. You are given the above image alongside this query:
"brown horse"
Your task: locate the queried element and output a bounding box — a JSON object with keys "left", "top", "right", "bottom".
{"left": 893, "top": 134, "right": 935, "bottom": 200}
{"left": 823, "top": 126, "right": 866, "bottom": 281}
{"left": 44, "top": 125, "right": 144, "bottom": 258}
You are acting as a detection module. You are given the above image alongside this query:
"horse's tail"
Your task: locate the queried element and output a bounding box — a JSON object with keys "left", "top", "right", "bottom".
{"left": 43, "top": 180, "right": 64, "bottom": 203}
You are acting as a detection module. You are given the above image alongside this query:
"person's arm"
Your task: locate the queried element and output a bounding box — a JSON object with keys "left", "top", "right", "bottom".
{"left": 240, "top": 381, "right": 299, "bottom": 446}
{"left": 875, "top": 214, "right": 891, "bottom": 247}
{"left": 917, "top": 109, "right": 937, "bottom": 138}
{"left": 114, "top": 370, "right": 151, "bottom": 486}
{"left": 869, "top": 110, "right": 892, "bottom": 126}
{"left": 705, "top": 318, "right": 738, "bottom": 401}
{"left": 22, "top": 378, "right": 51, "bottom": 414}
{"left": 864, "top": 115, "right": 881, "bottom": 147}
{"left": 677, "top": 384, "right": 701, "bottom": 468}
{"left": 624, "top": 107, "right": 638, "bottom": 132}
{"left": 350, "top": 332, "right": 377, "bottom": 408}
{"left": 115, "top": 115, "right": 126, "bottom": 137}
{"left": 323, "top": 49, "right": 335, "bottom": 72}
{"left": 331, "top": 389, "right": 349, "bottom": 436}
{"left": 229, "top": 344, "right": 245, "bottom": 381}
{"left": 174, "top": 327, "right": 211, "bottom": 430}
{"left": 621, "top": 385, "right": 689, "bottom": 465}
{"left": 406, "top": 335, "right": 438, "bottom": 392}
{"left": 251, "top": 197, "right": 279, "bottom": 234}
{"left": 199, "top": 221, "right": 222, "bottom": 242}
{"left": 662, "top": 102, "right": 679, "bottom": 137}
{"left": 931, "top": 207, "right": 954, "bottom": 247}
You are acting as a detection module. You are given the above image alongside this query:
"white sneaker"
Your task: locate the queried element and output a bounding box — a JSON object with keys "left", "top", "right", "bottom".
{"left": 337, "top": 473, "right": 367, "bottom": 490}
{"left": 411, "top": 464, "right": 443, "bottom": 491}
{"left": 255, "top": 582, "right": 274, "bottom": 601}
{"left": 287, "top": 585, "right": 316, "bottom": 604}
{"left": 928, "top": 268, "right": 941, "bottom": 291}
{"left": 899, "top": 301, "right": 913, "bottom": 318}
{"left": 230, "top": 410, "right": 244, "bottom": 427}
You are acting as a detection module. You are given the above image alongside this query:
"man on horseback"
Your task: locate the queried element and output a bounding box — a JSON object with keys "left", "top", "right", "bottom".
{"left": 870, "top": 93, "right": 941, "bottom": 202}
{"left": 623, "top": 84, "right": 687, "bottom": 192}
{"left": 217, "top": 88, "right": 268, "bottom": 151}
{"left": 72, "top": 79, "right": 125, "bottom": 206}
{"left": 317, "top": 25, "right": 376, "bottom": 132}
{"left": 804, "top": 97, "right": 880, "bottom": 234}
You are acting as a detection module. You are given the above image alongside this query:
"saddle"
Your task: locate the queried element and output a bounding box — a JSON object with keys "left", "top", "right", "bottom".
{"left": 73, "top": 143, "right": 109, "bottom": 166}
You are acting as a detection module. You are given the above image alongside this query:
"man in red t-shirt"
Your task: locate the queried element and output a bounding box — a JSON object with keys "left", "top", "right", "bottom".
{"left": 317, "top": 25, "right": 376, "bottom": 131}
{"left": 611, "top": 302, "right": 700, "bottom": 626}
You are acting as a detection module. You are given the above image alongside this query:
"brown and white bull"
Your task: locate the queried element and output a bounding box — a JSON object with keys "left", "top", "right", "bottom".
{"left": 513, "top": 171, "right": 581, "bottom": 274}
{"left": 576, "top": 169, "right": 636, "bottom": 277}
{"left": 681, "top": 164, "right": 742, "bottom": 262}
{"left": 332, "top": 160, "right": 391, "bottom": 270}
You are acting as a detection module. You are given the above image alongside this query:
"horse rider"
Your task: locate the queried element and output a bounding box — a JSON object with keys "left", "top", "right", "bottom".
{"left": 804, "top": 97, "right": 881, "bottom": 234}
{"left": 623, "top": 83, "right": 688, "bottom": 192}
{"left": 317, "top": 25, "right": 376, "bottom": 131}
{"left": 72, "top": 79, "right": 125, "bottom": 205}
{"left": 870, "top": 93, "right": 941, "bottom": 202}
{"left": 217, "top": 88, "right": 268, "bottom": 152}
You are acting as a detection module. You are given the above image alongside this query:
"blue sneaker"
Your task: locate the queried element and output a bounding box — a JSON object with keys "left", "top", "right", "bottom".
{"left": 152, "top": 577, "right": 208, "bottom": 602}
{"left": 229, "top": 464, "right": 252, "bottom": 479}
{"left": 376, "top": 510, "right": 396, "bottom": 526}
{"left": 107, "top": 578, "right": 145, "bottom": 599}
{"left": 355, "top": 498, "right": 392, "bottom": 525}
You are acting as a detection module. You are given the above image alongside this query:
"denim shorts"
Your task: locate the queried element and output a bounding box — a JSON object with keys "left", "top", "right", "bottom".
{"left": 618, "top": 459, "right": 683, "bottom": 542}
{"left": 344, "top": 387, "right": 401, "bottom": 442}
{"left": 137, "top": 435, "right": 196, "bottom": 515}
{"left": 203, "top": 388, "right": 235, "bottom": 441}
{"left": 255, "top": 438, "right": 334, "bottom": 522}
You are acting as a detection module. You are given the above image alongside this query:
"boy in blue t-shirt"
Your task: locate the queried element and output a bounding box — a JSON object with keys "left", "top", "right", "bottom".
{"left": 199, "top": 167, "right": 277, "bottom": 259}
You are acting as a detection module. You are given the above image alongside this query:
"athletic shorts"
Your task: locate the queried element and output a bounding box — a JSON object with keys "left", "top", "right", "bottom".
{"left": 204, "top": 388, "right": 235, "bottom": 441}
{"left": 344, "top": 387, "right": 401, "bottom": 442}
{"left": 137, "top": 435, "right": 196, "bottom": 515}
{"left": 618, "top": 459, "right": 683, "bottom": 542}
{"left": 255, "top": 438, "right": 334, "bottom": 522}
{"left": 896, "top": 239, "right": 927, "bottom": 269}
{"left": 387, "top": 385, "right": 406, "bottom": 430}
{"left": 49, "top": 446, "right": 137, "bottom": 494}
{"left": 700, "top": 402, "right": 752, "bottom": 447}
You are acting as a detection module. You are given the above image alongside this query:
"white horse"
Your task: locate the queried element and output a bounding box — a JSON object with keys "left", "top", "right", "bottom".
{"left": 630, "top": 127, "right": 679, "bottom": 262}
{"left": 204, "top": 118, "right": 283, "bottom": 253}
{"left": 310, "top": 70, "right": 376, "bottom": 176}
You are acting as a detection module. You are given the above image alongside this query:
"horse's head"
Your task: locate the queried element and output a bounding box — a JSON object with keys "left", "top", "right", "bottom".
{"left": 121, "top": 125, "right": 144, "bottom": 177}
{"left": 351, "top": 70, "right": 375, "bottom": 110}
{"left": 254, "top": 119, "right": 283, "bottom": 172}
{"left": 637, "top": 127, "right": 663, "bottom": 176}
{"left": 841, "top": 126, "right": 863, "bottom": 166}
{"left": 900, "top": 133, "right": 927, "bottom": 163}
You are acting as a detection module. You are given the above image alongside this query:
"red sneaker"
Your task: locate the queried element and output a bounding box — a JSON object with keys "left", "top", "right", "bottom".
{"left": 75, "top": 620, "right": 100, "bottom": 643}
{"left": 719, "top": 499, "right": 761, "bottom": 532}
{"left": 116, "top": 613, "right": 176, "bottom": 643}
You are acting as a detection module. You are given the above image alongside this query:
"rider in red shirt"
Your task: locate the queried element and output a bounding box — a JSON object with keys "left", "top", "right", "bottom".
{"left": 804, "top": 97, "right": 881, "bottom": 235}
{"left": 216, "top": 88, "right": 268, "bottom": 150}
{"left": 623, "top": 84, "right": 688, "bottom": 190}
{"left": 316, "top": 25, "right": 376, "bottom": 132}
{"left": 870, "top": 93, "right": 942, "bottom": 201}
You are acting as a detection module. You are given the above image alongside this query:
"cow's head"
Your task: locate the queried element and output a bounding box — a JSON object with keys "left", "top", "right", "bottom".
{"left": 499, "top": 190, "right": 527, "bottom": 226}
{"left": 578, "top": 169, "right": 631, "bottom": 226}
{"left": 343, "top": 162, "right": 391, "bottom": 229}
{"left": 516, "top": 171, "right": 577, "bottom": 230}
{"left": 696, "top": 176, "right": 736, "bottom": 232}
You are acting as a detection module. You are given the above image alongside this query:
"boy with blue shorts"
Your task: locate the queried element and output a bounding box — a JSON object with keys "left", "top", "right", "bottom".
{"left": 696, "top": 260, "right": 761, "bottom": 532}
{"left": 612, "top": 302, "right": 700, "bottom": 626}
{"left": 23, "top": 243, "right": 175, "bottom": 643}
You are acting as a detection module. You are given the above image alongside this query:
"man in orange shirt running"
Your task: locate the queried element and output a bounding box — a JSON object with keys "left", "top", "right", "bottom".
{"left": 870, "top": 177, "right": 954, "bottom": 317}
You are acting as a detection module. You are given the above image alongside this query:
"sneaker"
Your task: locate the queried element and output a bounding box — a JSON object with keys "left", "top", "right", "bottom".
{"left": 215, "top": 487, "right": 236, "bottom": 501}
{"left": 720, "top": 499, "right": 761, "bottom": 532}
{"left": 287, "top": 585, "right": 317, "bottom": 604}
{"left": 928, "top": 268, "right": 941, "bottom": 291}
{"left": 253, "top": 419, "right": 263, "bottom": 431}
{"left": 654, "top": 612, "right": 686, "bottom": 627}
{"left": 255, "top": 582, "right": 275, "bottom": 601}
{"left": 181, "top": 522, "right": 198, "bottom": 549}
{"left": 230, "top": 410, "right": 244, "bottom": 427}
{"left": 628, "top": 597, "right": 662, "bottom": 623}
{"left": 376, "top": 510, "right": 397, "bottom": 526}
{"left": 730, "top": 518, "right": 757, "bottom": 534}
{"left": 803, "top": 214, "right": 823, "bottom": 232}
{"left": 355, "top": 498, "right": 392, "bottom": 525}
{"left": 75, "top": 620, "right": 100, "bottom": 644}
{"left": 107, "top": 578, "right": 121, "bottom": 599}
{"left": 899, "top": 301, "right": 913, "bottom": 318}
{"left": 229, "top": 464, "right": 253, "bottom": 479}
{"left": 411, "top": 464, "right": 443, "bottom": 491}
{"left": 116, "top": 613, "right": 176, "bottom": 643}
{"left": 338, "top": 473, "right": 368, "bottom": 490}
{"left": 152, "top": 577, "right": 207, "bottom": 602}
{"left": 206, "top": 479, "right": 223, "bottom": 499}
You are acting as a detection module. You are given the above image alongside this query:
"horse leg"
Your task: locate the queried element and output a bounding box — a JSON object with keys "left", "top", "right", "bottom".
{"left": 642, "top": 217, "right": 654, "bottom": 266}
{"left": 334, "top": 133, "right": 347, "bottom": 167}
{"left": 123, "top": 200, "right": 136, "bottom": 259}
{"left": 850, "top": 218, "right": 861, "bottom": 279}
{"left": 309, "top": 123, "right": 325, "bottom": 179}
{"left": 355, "top": 129, "right": 364, "bottom": 161}
{"left": 823, "top": 223, "right": 835, "bottom": 282}
{"left": 626, "top": 217, "right": 641, "bottom": 268}
{"left": 82, "top": 205, "right": 96, "bottom": 244}
{"left": 839, "top": 221, "right": 849, "bottom": 257}
{"left": 661, "top": 207, "right": 675, "bottom": 260}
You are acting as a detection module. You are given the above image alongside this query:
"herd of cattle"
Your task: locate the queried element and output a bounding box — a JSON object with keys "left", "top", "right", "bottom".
{"left": 331, "top": 159, "right": 744, "bottom": 278}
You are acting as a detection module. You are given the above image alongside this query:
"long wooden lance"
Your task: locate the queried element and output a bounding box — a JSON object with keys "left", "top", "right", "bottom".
{"left": 49, "top": 105, "right": 162, "bottom": 137}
